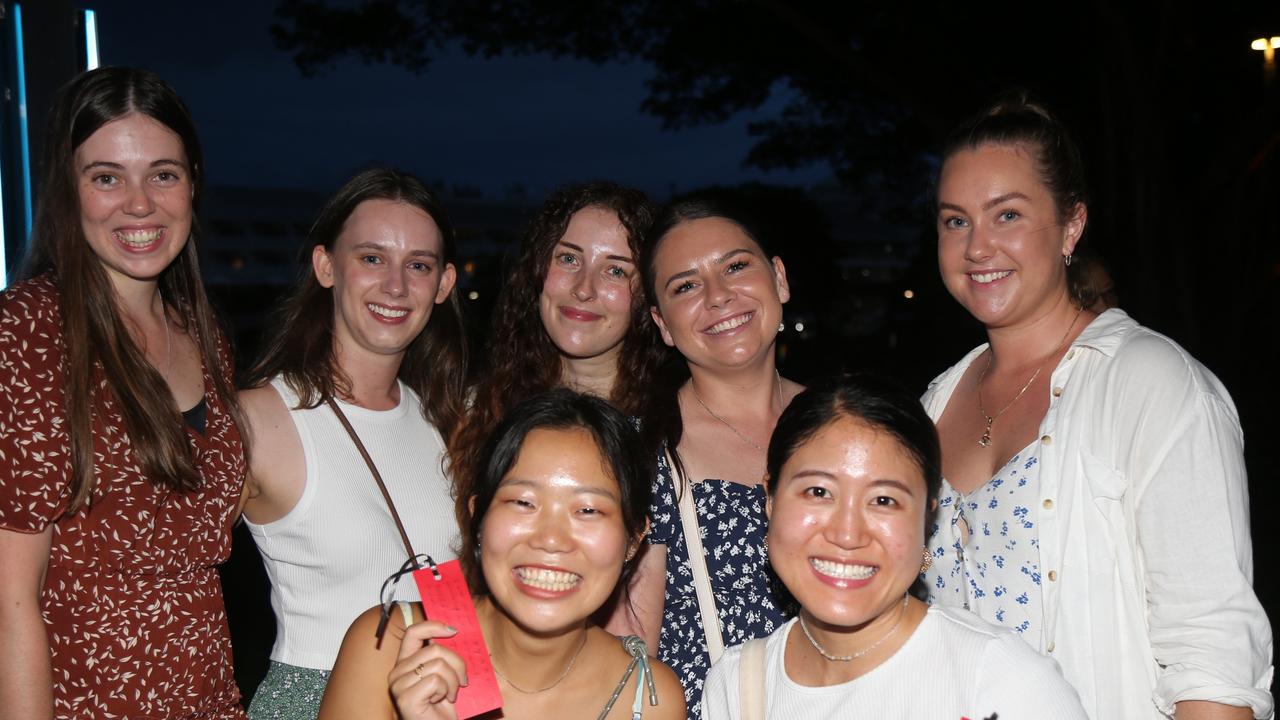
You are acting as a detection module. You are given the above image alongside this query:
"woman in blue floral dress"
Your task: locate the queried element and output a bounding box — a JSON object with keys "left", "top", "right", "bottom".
{"left": 607, "top": 196, "right": 801, "bottom": 718}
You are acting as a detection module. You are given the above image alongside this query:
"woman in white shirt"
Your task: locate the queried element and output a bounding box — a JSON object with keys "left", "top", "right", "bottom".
{"left": 923, "top": 94, "right": 1273, "bottom": 719}
{"left": 702, "top": 374, "right": 1087, "bottom": 719}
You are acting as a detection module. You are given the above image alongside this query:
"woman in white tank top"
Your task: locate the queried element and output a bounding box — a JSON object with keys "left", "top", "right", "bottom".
{"left": 236, "top": 168, "right": 469, "bottom": 719}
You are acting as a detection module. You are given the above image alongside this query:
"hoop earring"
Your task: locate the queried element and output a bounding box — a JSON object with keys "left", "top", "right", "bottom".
{"left": 1064, "top": 253, "right": 1074, "bottom": 267}
{"left": 919, "top": 546, "right": 933, "bottom": 573}
{"left": 777, "top": 320, "right": 785, "bottom": 332}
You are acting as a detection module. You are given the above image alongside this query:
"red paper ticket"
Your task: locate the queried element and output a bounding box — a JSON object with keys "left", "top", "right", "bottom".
{"left": 414, "top": 559, "right": 503, "bottom": 719}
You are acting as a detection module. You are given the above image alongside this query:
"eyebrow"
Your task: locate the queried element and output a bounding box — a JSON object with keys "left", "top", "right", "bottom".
{"left": 80, "top": 158, "right": 187, "bottom": 173}
{"left": 786, "top": 471, "right": 918, "bottom": 496}
{"left": 499, "top": 477, "right": 621, "bottom": 501}
{"left": 556, "top": 241, "right": 634, "bottom": 265}
{"left": 352, "top": 241, "right": 439, "bottom": 259}
{"left": 982, "top": 192, "right": 1030, "bottom": 210}
{"left": 662, "top": 247, "right": 756, "bottom": 289}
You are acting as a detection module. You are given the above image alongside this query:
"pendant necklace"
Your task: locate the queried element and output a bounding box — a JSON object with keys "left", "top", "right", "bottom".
{"left": 798, "top": 594, "right": 910, "bottom": 662}
{"left": 976, "top": 307, "right": 1083, "bottom": 448}
{"left": 690, "top": 371, "right": 782, "bottom": 452}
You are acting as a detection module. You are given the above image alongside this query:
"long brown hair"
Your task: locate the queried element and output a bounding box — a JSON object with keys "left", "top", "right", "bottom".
{"left": 449, "top": 182, "right": 663, "bottom": 512}
{"left": 243, "top": 168, "right": 468, "bottom": 437}
{"left": 20, "top": 66, "right": 242, "bottom": 512}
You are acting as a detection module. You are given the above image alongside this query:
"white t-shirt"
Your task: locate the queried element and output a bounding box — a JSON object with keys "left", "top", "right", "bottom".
{"left": 701, "top": 605, "right": 1087, "bottom": 720}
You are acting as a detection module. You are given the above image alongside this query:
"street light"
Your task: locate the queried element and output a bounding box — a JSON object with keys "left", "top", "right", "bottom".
{"left": 1252, "top": 36, "right": 1279, "bottom": 74}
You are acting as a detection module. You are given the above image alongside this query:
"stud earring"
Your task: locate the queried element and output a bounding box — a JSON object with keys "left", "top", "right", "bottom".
{"left": 919, "top": 546, "right": 933, "bottom": 573}
{"left": 777, "top": 320, "right": 785, "bottom": 332}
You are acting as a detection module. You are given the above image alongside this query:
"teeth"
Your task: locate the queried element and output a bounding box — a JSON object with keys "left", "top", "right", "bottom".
{"left": 707, "top": 313, "right": 752, "bottom": 334}
{"left": 970, "top": 270, "right": 1012, "bottom": 284}
{"left": 515, "top": 567, "right": 582, "bottom": 592}
{"left": 114, "top": 228, "right": 163, "bottom": 247}
{"left": 368, "top": 304, "right": 408, "bottom": 319}
{"left": 811, "top": 558, "right": 877, "bottom": 580}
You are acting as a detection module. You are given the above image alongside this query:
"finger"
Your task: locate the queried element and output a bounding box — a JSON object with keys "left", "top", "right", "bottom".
{"left": 391, "top": 643, "right": 467, "bottom": 684}
{"left": 396, "top": 620, "right": 458, "bottom": 661}
{"left": 390, "top": 658, "right": 465, "bottom": 709}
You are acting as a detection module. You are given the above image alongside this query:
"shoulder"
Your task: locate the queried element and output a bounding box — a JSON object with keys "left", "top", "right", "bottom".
{"left": 239, "top": 381, "right": 290, "bottom": 429}
{"left": 1, "top": 274, "right": 61, "bottom": 335}
{"left": 1083, "top": 311, "right": 1232, "bottom": 410}
{"left": 921, "top": 344, "right": 986, "bottom": 412}
{"left": 337, "top": 603, "right": 407, "bottom": 666}
{"left": 645, "top": 652, "right": 687, "bottom": 720}
{"left": 590, "top": 633, "right": 686, "bottom": 720}
{"left": 925, "top": 608, "right": 1084, "bottom": 712}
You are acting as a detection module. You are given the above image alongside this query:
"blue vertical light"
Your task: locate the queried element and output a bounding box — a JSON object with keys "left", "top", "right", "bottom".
{"left": 13, "top": 3, "right": 31, "bottom": 241}
{"left": 84, "top": 9, "right": 99, "bottom": 70}
{"left": 0, "top": 130, "right": 7, "bottom": 287}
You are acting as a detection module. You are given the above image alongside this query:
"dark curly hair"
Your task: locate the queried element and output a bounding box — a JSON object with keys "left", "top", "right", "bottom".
{"left": 449, "top": 181, "right": 663, "bottom": 518}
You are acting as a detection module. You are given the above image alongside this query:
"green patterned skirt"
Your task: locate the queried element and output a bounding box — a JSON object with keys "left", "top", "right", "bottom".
{"left": 247, "top": 661, "right": 332, "bottom": 720}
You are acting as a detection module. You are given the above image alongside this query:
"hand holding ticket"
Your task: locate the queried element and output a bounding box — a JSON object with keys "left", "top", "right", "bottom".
{"left": 404, "top": 559, "right": 502, "bottom": 720}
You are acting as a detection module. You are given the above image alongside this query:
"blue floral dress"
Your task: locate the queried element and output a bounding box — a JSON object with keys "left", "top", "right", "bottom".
{"left": 647, "top": 450, "right": 786, "bottom": 719}
{"left": 924, "top": 440, "right": 1047, "bottom": 651}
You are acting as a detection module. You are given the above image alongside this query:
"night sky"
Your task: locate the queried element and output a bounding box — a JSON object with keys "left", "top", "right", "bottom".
{"left": 90, "top": 0, "right": 829, "bottom": 198}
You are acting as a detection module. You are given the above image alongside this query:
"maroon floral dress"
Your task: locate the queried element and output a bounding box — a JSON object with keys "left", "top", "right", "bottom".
{"left": 0, "top": 274, "right": 247, "bottom": 719}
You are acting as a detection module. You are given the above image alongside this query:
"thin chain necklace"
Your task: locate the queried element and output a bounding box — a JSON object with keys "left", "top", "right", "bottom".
{"left": 490, "top": 629, "right": 589, "bottom": 694}
{"left": 798, "top": 594, "right": 910, "bottom": 662}
{"left": 162, "top": 309, "right": 172, "bottom": 374}
{"left": 976, "top": 307, "right": 1083, "bottom": 448}
{"left": 689, "top": 371, "right": 781, "bottom": 452}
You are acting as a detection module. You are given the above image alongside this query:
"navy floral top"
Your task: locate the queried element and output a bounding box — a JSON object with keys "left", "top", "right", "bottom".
{"left": 647, "top": 450, "right": 786, "bottom": 719}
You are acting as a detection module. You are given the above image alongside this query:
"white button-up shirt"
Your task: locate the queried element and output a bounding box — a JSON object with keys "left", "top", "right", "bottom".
{"left": 922, "top": 308, "right": 1274, "bottom": 719}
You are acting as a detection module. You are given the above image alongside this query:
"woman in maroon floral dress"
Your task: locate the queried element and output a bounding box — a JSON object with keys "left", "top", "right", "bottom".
{"left": 0, "top": 67, "right": 247, "bottom": 718}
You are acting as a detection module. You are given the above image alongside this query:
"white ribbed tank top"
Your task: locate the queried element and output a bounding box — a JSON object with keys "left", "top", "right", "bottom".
{"left": 245, "top": 376, "right": 458, "bottom": 670}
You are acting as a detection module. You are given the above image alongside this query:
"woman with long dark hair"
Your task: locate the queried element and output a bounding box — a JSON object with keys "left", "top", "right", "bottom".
{"left": 924, "top": 94, "right": 1272, "bottom": 719}
{"left": 0, "top": 67, "right": 247, "bottom": 718}
{"left": 239, "top": 168, "right": 467, "bottom": 718}
{"left": 448, "top": 181, "right": 661, "bottom": 505}
{"left": 613, "top": 197, "right": 803, "bottom": 718}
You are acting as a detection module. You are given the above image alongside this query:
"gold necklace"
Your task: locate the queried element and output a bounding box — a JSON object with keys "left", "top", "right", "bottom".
{"left": 976, "top": 307, "right": 1084, "bottom": 448}
{"left": 798, "top": 595, "right": 910, "bottom": 662}
{"left": 689, "top": 371, "right": 782, "bottom": 452}
{"left": 490, "top": 629, "right": 588, "bottom": 694}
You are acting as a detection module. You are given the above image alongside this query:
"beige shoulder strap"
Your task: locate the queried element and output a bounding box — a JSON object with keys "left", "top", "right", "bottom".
{"left": 671, "top": 449, "right": 725, "bottom": 663}
{"left": 737, "top": 637, "right": 767, "bottom": 720}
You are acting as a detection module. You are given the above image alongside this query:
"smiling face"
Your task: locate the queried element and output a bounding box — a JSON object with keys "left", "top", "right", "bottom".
{"left": 538, "top": 206, "right": 637, "bottom": 361}
{"left": 766, "top": 416, "right": 927, "bottom": 631}
{"left": 313, "top": 198, "right": 457, "bottom": 363}
{"left": 649, "top": 216, "right": 790, "bottom": 371}
{"left": 936, "top": 142, "right": 1086, "bottom": 330}
{"left": 480, "top": 427, "right": 635, "bottom": 634}
{"left": 76, "top": 113, "right": 193, "bottom": 293}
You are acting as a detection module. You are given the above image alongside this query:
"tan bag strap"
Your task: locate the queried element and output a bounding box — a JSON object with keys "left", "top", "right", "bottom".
{"left": 737, "top": 637, "right": 767, "bottom": 720}
{"left": 325, "top": 396, "right": 417, "bottom": 563}
{"left": 670, "top": 449, "right": 725, "bottom": 663}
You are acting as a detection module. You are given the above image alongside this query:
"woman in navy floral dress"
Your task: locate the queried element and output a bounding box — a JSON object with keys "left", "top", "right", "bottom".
{"left": 608, "top": 196, "right": 801, "bottom": 717}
